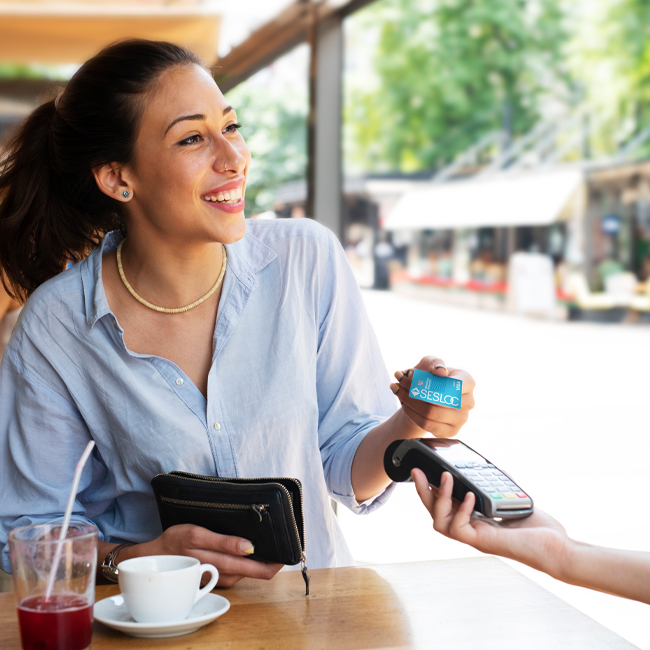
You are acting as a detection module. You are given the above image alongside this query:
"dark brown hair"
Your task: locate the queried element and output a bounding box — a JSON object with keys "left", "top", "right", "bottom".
{"left": 0, "top": 39, "right": 203, "bottom": 300}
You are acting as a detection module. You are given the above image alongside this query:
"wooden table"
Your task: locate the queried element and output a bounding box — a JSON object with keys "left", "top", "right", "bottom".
{"left": 0, "top": 557, "right": 639, "bottom": 649}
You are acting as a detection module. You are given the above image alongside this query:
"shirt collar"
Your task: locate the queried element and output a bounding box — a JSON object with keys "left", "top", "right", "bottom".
{"left": 224, "top": 225, "right": 277, "bottom": 291}
{"left": 83, "top": 230, "right": 122, "bottom": 329}
{"left": 82, "top": 227, "right": 276, "bottom": 328}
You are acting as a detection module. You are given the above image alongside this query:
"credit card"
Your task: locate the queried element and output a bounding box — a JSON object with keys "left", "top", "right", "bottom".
{"left": 408, "top": 369, "right": 462, "bottom": 410}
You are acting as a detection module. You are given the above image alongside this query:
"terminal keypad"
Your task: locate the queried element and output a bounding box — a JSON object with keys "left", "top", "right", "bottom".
{"left": 455, "top": 462, "right": 528, "bottom": 499}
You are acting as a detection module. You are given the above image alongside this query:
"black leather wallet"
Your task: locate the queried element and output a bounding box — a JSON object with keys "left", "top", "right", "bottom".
{"left": 151, "top": 471, "right": 310, "bottom": 594}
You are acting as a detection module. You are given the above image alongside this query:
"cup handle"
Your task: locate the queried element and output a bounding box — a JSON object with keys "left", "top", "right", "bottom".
{"left": 194, "top": 564, "right": 219, "bottom": 604}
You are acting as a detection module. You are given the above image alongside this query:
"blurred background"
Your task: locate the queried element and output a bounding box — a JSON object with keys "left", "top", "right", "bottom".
{"left": 1, "top": 0, "right": 650, "bottom": 647}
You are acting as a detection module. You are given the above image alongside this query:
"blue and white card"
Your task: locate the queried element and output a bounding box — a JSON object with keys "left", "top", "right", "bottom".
{"left": 408, "top": 369, "right": 462, "bottom": 410}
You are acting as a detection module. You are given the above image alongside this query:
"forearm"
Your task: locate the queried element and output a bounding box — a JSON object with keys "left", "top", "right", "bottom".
{"left": 557, "top": 541, "right": 650, "bottom": 605}
{"left": 351, "top": 408, "right": 423, "bottom": 502}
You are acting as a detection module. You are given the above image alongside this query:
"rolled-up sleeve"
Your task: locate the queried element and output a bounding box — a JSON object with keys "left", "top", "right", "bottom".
{"left": 316, "top": 230, "right": 398, "bottom": 514}
{"left": 0, "top": 347, "right": 103, "bottom": 573}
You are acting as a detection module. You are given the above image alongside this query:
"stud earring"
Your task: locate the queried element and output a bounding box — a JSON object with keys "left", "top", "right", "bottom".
{"left": 122, "top": 190, "right": 130, "bottom": 199}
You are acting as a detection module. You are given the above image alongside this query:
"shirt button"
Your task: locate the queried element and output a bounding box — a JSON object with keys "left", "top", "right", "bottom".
{"left": 175, "top": 378, "right": 184, "bottom": 386}
{"left": 213, "top": 422, "right": 221, "bottom": 430}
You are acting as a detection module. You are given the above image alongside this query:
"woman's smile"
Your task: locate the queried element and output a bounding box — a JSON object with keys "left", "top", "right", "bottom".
{"left": 201, "top": 180, "right": 244, "bottom": 213}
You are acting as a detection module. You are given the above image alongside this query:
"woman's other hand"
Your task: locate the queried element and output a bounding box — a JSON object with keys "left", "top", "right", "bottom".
{"left": 121, "top": 524, "right": 283, "bottom": 587}
{"left": 411, "top": 468, "right": 570, "bottom": 578}
{"left": 390, "top": 356, "right": 475, "bottom": 437}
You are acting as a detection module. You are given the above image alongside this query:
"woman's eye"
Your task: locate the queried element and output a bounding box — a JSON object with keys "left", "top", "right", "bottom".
{"left": 179, "top": 134, "right": 202, "bottom": 146}
{"left": 224, "top": 123, "right": 242, "bottom": 134}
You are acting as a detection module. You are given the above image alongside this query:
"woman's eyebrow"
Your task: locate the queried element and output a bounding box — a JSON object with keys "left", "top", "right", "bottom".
{"left": 164, "top": 106, "right": 234, "bottom": 136}
{"left": 165, "top": 113, "right": 205, "bottom": 135}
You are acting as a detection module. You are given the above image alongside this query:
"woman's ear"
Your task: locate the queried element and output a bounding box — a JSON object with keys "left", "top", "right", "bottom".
{"left": 92, "top": 163, "right": 134, "bottom": 202}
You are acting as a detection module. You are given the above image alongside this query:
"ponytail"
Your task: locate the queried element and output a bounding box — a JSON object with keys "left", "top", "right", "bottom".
{"left": 0, "top": 39, "right": 203, "bottom": 300}
{"left": 0, "top": 97, "right": 111, "bottom": 301}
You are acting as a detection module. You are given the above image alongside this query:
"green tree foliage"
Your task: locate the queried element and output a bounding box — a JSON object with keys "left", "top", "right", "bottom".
{"left": 0, "top": 63, "right": 71, "bottom": 79}
{"left": 345, "top": 0, "right": 569, "bottom": 174}
{"left": 225, "top": 73, "right": 307, "bottom": 216}
{"left": 590, "top": 0, "right": 650, "bottom": 152}
{"left": 563, "top": 0, "right": 650, "bottom": 157}
{"left": 606, "top": 0, "right": 650, "bottom": 121}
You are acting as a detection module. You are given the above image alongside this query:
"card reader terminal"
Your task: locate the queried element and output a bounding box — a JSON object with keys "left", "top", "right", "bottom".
{"left": 384, "top": 438, "right": 533, "bottom": 520}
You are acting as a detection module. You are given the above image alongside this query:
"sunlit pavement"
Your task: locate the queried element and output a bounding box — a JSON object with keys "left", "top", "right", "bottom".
{"left": 338, "top": 289, "right": 650, "bottom": 649}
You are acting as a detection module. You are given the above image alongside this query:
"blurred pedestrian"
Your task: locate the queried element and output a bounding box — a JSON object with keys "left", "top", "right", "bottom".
{"left": 373, "top": 233, "right": 394, "bottom": 290}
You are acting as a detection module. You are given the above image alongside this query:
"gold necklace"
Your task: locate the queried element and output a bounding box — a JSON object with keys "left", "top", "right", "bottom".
{"left": 116, "top": 239, "right": 227, "bottom": 314}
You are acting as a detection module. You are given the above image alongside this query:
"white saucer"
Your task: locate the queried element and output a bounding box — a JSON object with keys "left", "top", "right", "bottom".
{"left": 94, "top": 593, "right": 230, "bottom": 638}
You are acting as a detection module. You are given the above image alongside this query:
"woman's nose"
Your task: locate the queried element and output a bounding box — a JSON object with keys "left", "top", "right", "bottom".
{"left": 215, "top": 142, "right": 247, "bottom": 174}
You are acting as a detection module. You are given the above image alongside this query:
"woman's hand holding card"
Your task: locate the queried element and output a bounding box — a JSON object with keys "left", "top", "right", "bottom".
{"left": 390, "top": 356, "right": 475, "bottom": 437}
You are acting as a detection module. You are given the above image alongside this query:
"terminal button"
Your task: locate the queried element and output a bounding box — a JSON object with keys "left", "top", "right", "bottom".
{"left": 502, "top": 492, "right": 516, "bottom": 499}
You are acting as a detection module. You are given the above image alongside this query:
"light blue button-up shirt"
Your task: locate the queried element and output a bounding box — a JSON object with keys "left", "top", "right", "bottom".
{"left": 0, "top": 218, "right": 397, "bottom": 572}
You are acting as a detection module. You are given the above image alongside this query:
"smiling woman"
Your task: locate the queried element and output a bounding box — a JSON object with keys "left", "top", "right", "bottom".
{"left": 0, "top": 40, "right": 476, "bottom": 587}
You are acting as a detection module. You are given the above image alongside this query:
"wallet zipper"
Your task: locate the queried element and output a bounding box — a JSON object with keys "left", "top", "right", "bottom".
{"left": 159, "top": 472, "right": 306, "bottom": 559}
{"left": 160, "top": 496, "right": 269, "bottom": 523}
{"left": 158, "top": 472, "right": 310, "bottom": 596}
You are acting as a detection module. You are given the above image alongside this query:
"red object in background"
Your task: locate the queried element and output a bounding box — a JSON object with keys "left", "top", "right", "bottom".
{"left": 464, "top": 278, "right": 508, "bottom": 294}
{"left": 18, "top": 595, "right": 92, "bottom": 650}
{"left": 392, "top": 271, "right": 574, "bottom": 301}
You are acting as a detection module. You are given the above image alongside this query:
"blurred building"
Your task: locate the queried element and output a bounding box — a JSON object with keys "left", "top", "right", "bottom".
{"left": 274, "top": 106, "right": 650, "bottom": 321}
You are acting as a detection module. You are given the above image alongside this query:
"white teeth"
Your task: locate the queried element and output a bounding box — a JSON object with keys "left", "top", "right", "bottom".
{"left": 202, "top": 186, "right": 243, "bottom": 203}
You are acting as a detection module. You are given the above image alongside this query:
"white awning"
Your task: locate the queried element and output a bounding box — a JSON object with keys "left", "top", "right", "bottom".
{"left": 384, "top": 168, "right": 584, "bottom": 231}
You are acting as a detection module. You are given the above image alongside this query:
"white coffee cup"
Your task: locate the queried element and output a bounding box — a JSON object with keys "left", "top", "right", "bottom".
{"left": 118, "top": 555, "right": 219, "bottom": 623}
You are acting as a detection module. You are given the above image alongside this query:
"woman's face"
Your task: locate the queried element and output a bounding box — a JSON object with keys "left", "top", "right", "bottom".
{"left": 126, "top": 63, "right": 251, "bottom": 245}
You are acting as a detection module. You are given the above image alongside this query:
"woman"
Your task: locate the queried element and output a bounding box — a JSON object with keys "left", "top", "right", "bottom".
{"left": 0, "top": 40, "right": 475, "bottom": 586}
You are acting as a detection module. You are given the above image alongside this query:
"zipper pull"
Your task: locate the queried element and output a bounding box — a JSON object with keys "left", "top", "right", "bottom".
{"left": 301, "top": 554, "right": 310, "bottom": 596}
{"left": 251, "top": 504, "right": 266, "bottom": 523}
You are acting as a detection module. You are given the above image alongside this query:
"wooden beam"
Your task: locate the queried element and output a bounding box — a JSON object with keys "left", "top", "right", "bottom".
{"left": 312, "top": 15, "right": 344, "bottom": 237}
{"left": 214, "top": 0, "right": 377, "bottom": 93}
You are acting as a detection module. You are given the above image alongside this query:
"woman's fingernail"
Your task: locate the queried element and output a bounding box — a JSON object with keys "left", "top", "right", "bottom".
{"left": 390, "top": 383, "right": 399, "bottom": 394}
{"left": 434, "top": 364, "right": 447, "bottom": 370}
{"left": 394, "top": 370, "right": 403, "bottom": 380}
{"left": 239, "top": 541, "right": 255, "bottom": 554}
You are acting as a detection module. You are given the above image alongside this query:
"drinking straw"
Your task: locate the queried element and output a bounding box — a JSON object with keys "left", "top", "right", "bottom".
{"left": 44, "top": 440, "right": 96, "bottom": 601}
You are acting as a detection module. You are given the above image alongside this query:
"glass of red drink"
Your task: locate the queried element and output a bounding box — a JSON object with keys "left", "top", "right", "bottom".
{"left": 8, "top": 522, "right": 97, "bottom": 650}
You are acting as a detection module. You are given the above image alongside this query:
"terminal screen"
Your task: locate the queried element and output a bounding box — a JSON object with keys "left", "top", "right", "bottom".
{"left": 419, "top": 440, "right": 485, "bottom": 465}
